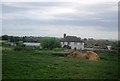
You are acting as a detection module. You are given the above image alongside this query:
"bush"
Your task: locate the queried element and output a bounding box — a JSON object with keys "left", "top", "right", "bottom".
{"left": 41, "top": 38, "right": 61, "bottom": 50}
{"left": 53, "top": 48, "right": 64, "bottom": 51}
{"left": 14, "top": 46, "right": 23, "bottom": 51}
{"left": 14, "top": 46, "right": 34, "bottom": 51}
{"left": 42, "top": 48, "right": 48, "bottom": 50}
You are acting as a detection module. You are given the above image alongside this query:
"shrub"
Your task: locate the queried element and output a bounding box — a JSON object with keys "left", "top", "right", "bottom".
{"left": 41, "top": 38, "right": 61, "bottom": 50}
{"left": 14, "top": 46, "right": 23, "bottom": 51}
{"left": 42, "top": 48, "right": 48, "bottom": 50}
{"left": 14, "top": 46, "right": 34, "bottom": 51}
{"left": 53, "top": 48, "right": 64, "bottom": 51}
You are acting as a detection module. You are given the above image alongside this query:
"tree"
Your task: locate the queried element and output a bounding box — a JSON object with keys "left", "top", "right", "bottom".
{"left": 41, "top": 38, "right": 61, "bottom": 50}
{"left": 2, "top": 35, "right": 9, "bottom": 40}
{"left": 9, "top": 36, "right": 21, "bottom": 42}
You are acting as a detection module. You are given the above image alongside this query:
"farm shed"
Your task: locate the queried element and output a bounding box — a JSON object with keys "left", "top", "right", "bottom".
{"left": 23, "top": 42, "right": 42, "bottom": 48}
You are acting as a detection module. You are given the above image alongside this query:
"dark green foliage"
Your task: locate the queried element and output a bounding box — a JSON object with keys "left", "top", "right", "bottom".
{"left": 110, "top": 41, "right": 118, "bottom": 51}
{"left": 13, "top": 46, "right": 23, "bottom": 51}
{"left": 16, "top": 41, "right": 24, "bottom": 46}
{"left": 1, "top": 35, "right": 41, "bottom": 43}
{"left": 2, "top": 35, "right": 9, "bottom": 40}
{"left": 85, "top": 40, "right": 110, "bottom": 47}
{"left": 41, "top": 38, "right": 61, "bottom": 50}
{"left": 2, "top": 35, "right": 23, "bottom": 42}
{"left": 118, "top": 41, "right": 120, "bottom": 47}
{"left": 13, "top": 46, "right": 34, "bottom": 51}
{"left": 22, "top": 36, "right": 41, "bottom": 42}
{"left": 53, "top": 48, "right": 64, "bottom": 51}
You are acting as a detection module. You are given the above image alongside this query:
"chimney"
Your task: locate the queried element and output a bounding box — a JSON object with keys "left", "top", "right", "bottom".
{"left": 64, "top": 34, "right": 66, "bottom": 38}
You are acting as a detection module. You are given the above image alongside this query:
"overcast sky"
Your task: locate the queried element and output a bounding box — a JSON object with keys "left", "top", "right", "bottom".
{"left": 1, "top": 0, "right": 119, "bottom": 40}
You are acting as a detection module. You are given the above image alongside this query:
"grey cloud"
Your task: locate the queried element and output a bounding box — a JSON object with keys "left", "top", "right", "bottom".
{"left": 2, "top": 2, "right": 71, "bottom": 13}
{"left": 3, "top": 17, "right": 117, "bottom": 32}
{"left": 2, "top": 2, "right": 118, "bottom": 39}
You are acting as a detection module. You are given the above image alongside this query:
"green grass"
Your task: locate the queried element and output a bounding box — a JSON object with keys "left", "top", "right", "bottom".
{"left": 2, "top": 47, "right": 119, "bottom": 79}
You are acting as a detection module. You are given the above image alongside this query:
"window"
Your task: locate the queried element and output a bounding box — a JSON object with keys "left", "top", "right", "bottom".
{"left": 68, "top": 42, "right": 70, "bottom": 45}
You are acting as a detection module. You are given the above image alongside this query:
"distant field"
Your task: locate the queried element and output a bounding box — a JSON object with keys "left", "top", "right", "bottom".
{"left": 2, "top": 47, "right": 119, "bottom": 79}
{"left": 0, "top": 40, "right": 7, "bottom": 43}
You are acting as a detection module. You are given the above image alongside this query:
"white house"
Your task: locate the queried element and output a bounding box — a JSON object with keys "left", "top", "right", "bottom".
{"left": 60, "top": 34, "right": 84, "bottom": 50}
{"left": 23, "top": 42, "right": 42, "bottom": 48}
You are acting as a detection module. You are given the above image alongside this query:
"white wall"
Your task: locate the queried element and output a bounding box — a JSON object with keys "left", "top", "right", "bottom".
{"left": 107, "top": 46, "right": 111, "bottom": 50}
{"left": 23, "top": 42, "right": 42, "bottom": 48}
{"left": 84, "top": 48, "right": 93, "bottom": 50}
{"left": 61, "top": 42, "right": 68, "bottom": 47}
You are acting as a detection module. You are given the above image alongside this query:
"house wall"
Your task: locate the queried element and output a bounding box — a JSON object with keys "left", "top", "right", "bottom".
{"left": 61, "top": 42, "right": 84, "bottom": 50}
{"left": 61, "top": 42, "right": 68, "bottom": 47}
{"left": 84, "top": 47, "right": 93, "bottom": 50}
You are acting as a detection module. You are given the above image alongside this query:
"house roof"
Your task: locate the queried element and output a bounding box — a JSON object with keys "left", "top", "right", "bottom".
{"left": 61, "top": 36, "right": 83, "bottom": 42}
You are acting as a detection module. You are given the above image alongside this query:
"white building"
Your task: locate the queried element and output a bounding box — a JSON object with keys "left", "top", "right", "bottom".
{"left": 60, "top": 34, "right": 84, "bottom": 50}
{"left": 23, "top": 42, "right": 42, "bottom": 48}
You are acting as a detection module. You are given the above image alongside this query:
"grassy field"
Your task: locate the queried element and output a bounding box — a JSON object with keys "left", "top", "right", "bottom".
{"left": 2, "top": 47, "right": 119, "bottom": 79}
